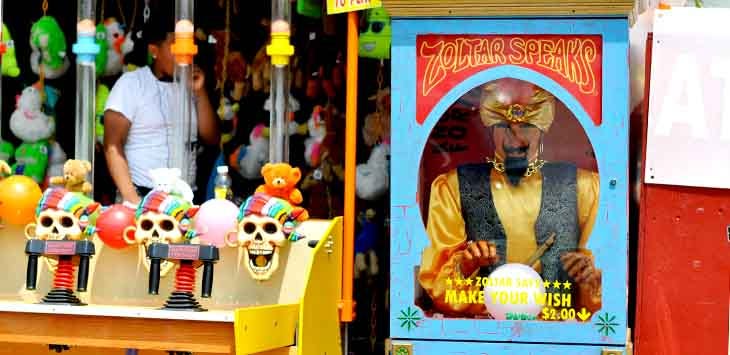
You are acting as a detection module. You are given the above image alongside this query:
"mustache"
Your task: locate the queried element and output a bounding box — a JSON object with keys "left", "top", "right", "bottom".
{"left": 503, "top": 146, "right": 528, "bottom": 155}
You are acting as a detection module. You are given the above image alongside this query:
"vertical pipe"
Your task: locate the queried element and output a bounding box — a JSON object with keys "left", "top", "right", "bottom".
{"left": 341, "top": 11, "right": 358, "bottom": 323}
{"left": 0, "top": 0, "right": 4, "bottom": 150}
{"left": 72, "top": 0, "right": 99, "bottom": 196}
{"left": 268, "top": 0, "right": 293, "bottom": 163}
{"left": 171, "top": 0, "right": 197, "bottom": 185}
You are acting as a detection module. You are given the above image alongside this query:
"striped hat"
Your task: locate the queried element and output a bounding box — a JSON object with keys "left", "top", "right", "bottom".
{"left": 238, "top": 193, "right": 308, "bottom": 241}
{"left": 137, "top": 190, "right": 200, "bottom": 239}
{"left": 36, "top": 187, "right": 100, "bottom": 236}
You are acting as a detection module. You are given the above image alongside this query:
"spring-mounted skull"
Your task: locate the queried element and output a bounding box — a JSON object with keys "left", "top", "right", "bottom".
{"left": 227, "top": 193, "right": 308, "bottom": 281}
{"left": 123, "top": 190, "right": 199, "bottom": 276}
{"left": 25, "top": 187, "right": 100, "bottom": 241}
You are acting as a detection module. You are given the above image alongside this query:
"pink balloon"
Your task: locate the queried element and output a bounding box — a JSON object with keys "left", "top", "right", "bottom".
{"left": 194, "top": 199, "right": 239, "bottom": 247}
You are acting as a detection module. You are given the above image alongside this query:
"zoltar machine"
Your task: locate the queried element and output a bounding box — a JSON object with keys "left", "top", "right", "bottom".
{"left": 383, "top": 1, "right": 634, "bottom": 354}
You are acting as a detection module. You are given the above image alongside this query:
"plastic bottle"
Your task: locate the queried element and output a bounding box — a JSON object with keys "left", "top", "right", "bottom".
{"left": 214, "top": 165, "right": 232, "bottom": 200}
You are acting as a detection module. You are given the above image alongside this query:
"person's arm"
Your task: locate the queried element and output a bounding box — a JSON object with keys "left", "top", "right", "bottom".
{"left": 103, "top": 110, "right": 140, "bottom": 204}
{"left": 192, "top": 67, "right": 219, "bottom": 146}
{"left": 418, "top": 171, "right": 489, "bottom": 316}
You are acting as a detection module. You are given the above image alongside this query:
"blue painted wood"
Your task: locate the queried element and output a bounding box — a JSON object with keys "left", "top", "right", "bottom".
{"left": 393, "top": 340, "right": 627, "bottom": 355}
{"left": 389, "top": 17, "right": 629, "bottom": 346}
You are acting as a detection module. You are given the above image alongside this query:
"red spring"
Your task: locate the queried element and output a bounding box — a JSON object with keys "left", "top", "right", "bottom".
{"left": 174, "top": 262, "right": 196, "bottom": 293}
{"left": 53, "top": 258, "right": 75, "bottom": 290}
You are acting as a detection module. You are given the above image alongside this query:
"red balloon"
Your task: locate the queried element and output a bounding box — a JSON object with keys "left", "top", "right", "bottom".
{"left": 96, "top": 204, "right": 136, "bottom": 249}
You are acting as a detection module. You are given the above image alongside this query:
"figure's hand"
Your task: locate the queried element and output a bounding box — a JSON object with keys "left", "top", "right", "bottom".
{"left": 561, "top": 251, "right": 601, "bottom": 294}
{"left": 192, "top": 65, "right": 205, "bottom": 97}
{"left": 460, "top": 240, "right": 499, "bottom": 277}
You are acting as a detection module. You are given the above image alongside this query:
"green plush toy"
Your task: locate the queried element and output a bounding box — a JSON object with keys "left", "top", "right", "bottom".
{"left": 96, "top": 83, "right": 110, "bottom": 143}
{"left": 30, "top": 16, "right": 70, "bottom": 79}
{"left": 2, "top": 24, "right": 21, "bottom": 77}
{"left": 0, "top": 141, "right": 14, "bottom": 162}
{"left": 358, "top": 8, "right": 392, "bottom": 60}
{"left": 9, "top": 86, "right": 55, "bottom": 183}
{"left": 95, "top": 23, "right": 109, "bottom": 77}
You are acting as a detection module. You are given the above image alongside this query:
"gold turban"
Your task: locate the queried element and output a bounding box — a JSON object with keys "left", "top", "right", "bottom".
{"left": 479, "top": 78, "right": 556, "bottom": 132}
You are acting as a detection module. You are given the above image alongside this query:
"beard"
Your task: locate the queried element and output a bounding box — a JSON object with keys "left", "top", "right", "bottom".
{"left": 504, "top": 156, "right": 529, "bottom": 186}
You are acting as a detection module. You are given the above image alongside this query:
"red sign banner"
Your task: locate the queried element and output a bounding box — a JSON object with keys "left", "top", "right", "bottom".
{"left": 416, "top": 34, "right": 603, "bottom": 125}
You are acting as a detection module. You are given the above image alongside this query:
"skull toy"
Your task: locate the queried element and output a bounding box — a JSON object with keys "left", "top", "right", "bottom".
{"left": 25, "top": 187, "right": 100, "bottom": 241}
{"left": 123, "top": 190, "right": 199, "bottom": 275}
{"left": 227, "top": 193, "right": 308, "bottom": 281}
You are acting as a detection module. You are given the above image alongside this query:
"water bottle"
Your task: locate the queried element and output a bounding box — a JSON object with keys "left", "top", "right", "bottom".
{"left": 214, "top": 165, "right": 232, "bottom": 200}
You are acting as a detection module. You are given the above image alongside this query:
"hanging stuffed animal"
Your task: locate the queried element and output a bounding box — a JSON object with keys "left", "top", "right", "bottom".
{"left": 30, "top": 16, "right": 70, "bottom": 79}
{"left": 229, "top": 124, "right": 269, "bottom": 180}
{"left": 251, "top": 45, "right": 271, "bottom": 94}
{"left": 304, "top": 105, "right": 327, "bottom": 167}
{"left": 2, "top": 23, "right": 20, "bottom": 77}
{"left": 9, "top": 85, "right": 55, "bottom": 183}
{"left": 94, "top": 23, "right": 109, "bottom": 77}
{"left": 358, "top": 8, "right": 392, "bottom": 60}
{"left": 96, "top": 84, "right": 110, "bottom": 144}
{"left": 101, "top": 18, "right": 125, "bottom": 77}
{"left": 356, "top": 87, "right": 391, "bottom": 201}
{"left": 354, "top": 209, "right": 380, "bottom": 279}
{"left": 217, "top": 97, "right": 239, "bottom": 146}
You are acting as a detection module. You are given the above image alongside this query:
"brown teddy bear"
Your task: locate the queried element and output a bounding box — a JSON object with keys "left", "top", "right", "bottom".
{"left": 0, "top": 160, "right": 10, "bottom": 179}
{"left": 256, "top": 162, "right": 304, "bottom": 206}
{"left": 49, "top": 159, "right": 93, "bottom": 194}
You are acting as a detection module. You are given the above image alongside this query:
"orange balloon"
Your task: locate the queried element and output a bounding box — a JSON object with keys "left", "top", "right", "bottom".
{"left": 0, "top": 175, "right": 42, "bottom": 226}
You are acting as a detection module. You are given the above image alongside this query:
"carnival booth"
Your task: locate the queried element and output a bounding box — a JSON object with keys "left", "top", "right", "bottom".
{"left": 635, "top": 6, "right": 730, "bottom": 355}
{"left": 383, "top": 1, "right": 633, "bottom": 354}
{"left": 0, "top": 0, "right": 348, "bottom": 353}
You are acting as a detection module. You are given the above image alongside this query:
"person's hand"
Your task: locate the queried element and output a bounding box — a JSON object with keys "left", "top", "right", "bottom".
{"left": 561, "top": 251, "right": 601, "bottom": 294}
{"left": 192, "top": 65, "right": 206, "bottom": 97}
{"left": 460, "top": 240, "right": 499, "bottom": 277}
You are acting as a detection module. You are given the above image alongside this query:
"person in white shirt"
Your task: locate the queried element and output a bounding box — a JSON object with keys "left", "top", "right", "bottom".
{"left": 103, "top": 14, "right": 218, "bottom": 205}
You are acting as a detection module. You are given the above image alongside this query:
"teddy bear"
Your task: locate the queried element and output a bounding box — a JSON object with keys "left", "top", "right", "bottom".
{"left": 304, "top": 105, "right": 327, "bottom": 168}
{"left": 49, "top": 159, "right": 93, "bottom": 194}
{"left": 0, "top": 160, "right": 10, "bottom": 179}
{"left": 256, "top": 163, "right": 305, "bottom": 206}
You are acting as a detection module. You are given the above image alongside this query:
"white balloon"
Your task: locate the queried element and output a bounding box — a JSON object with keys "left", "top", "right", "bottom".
{"left": 483, "top": 263, "right": 546, "bottom": 320}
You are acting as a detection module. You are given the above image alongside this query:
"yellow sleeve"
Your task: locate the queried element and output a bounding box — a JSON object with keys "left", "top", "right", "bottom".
{"left": 417, "top": 170, "right": 486, "bottom": 316}
{"left": 576, "top": 169, "right": 600, "bottom": 249}
{"left": 575, "top": 168, "right": 602, "bottom": 313}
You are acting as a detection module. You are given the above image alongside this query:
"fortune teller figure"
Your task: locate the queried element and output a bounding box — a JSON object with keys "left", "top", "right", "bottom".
{"left": 418, "top": 78, "right": 602, "bottom": 318}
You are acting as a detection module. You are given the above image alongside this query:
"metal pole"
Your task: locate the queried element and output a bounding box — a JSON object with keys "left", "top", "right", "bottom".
{"left": 171, "top": 0, "right": 197, "bottom": 185}
{"left": 72, "top": 0, "right": 100, "bottom": 196}
{"left": 267, "top": 0, "right": 293, "bottom": 163}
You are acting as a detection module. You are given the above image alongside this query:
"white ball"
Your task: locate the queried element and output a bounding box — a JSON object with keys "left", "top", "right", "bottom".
{"left": 483, "top": 263, "right": 546, "bottom": 320}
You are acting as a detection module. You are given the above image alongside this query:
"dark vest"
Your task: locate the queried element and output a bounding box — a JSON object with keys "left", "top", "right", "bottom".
{"left": 456, "top": 162, "right": 579, "bottom": 283}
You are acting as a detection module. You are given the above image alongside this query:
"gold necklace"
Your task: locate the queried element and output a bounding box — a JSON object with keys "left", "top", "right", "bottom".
{"left": 485, "top": 157, "right": 546, "bottom": 177}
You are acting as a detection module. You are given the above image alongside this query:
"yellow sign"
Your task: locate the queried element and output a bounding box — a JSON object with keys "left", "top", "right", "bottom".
{"left": 327, "top": 0, "right": 382, "bottom": 14}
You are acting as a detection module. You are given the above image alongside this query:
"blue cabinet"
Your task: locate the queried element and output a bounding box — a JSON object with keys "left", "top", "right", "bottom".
{"left": 389, "top": 17, "right": 629, "bottom": 353}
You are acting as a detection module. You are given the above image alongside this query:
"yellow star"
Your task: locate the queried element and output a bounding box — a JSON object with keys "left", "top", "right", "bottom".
{"left": 446, "top": 278, "right": 453, "bottom": 287}
{"left": 455, "top": 278, "right": 463, "bottom": 286}
{"left": 562, "top": 280, "right": 572, "bottom": 290}
{"left": 544, "top": 280, "right": 552, "bottom": 289}
{"left": 465, "top": 278, "right": 473, "bottom": 286}
{"left": 552, "top": 280, "right": 562, "bottom": 289}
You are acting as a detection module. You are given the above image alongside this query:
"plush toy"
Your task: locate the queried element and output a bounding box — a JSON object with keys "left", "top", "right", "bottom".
{"left": 44, "top": 141, "right": 67, "bottom": 187}
{"left": 304, "top": 105, "right": 327, "bottom": 167}
{"left": 359, "top": 8, "right": 392, "bottom": 60}
{"left": 217, "top": 97, "right": 239, "bottom": 146}
{"left": 94, "top": 23, "right": 109, "bottom": 77}
{"left": 2, "top": 23, "right": 20, "bottom": 77}
{"left": 49, "top": 159, "right": 93, "bottom": 194}
{"left": 226, "top": 51, "right": 248, "bottom": 101}
{"left": 30, "top": 16, "right": 70, "bottom": 79}
{"left": 355, "top": 209, "right": 379, "bottom": 279}
{"left": 230, "top": 124, "right": 269, "bottom": 180}
{"left": 9, "top": 85, "right": 55, "bottom": 183}
{"left": 0, "top": 160, "right": 10, "bottom": 179}
{"left": 356, "top": 143, "right": 390, "bottom": 201}
{"left": 251, "top": 45, "right": 271, "bottom": 93}
{"left": 149, "top": 168, "right": 195, "bottom": 203}
{"left": 96, "top": 84, "right": 110, "bottom": 143}
{"left": 100, "top": 18, "right": 125, "bottom": 77}
{"left": 0, "top": 141, "right": 13, "bottom": 162}
{"left": 362, "top": 88, "right": 391, "bottom": 147}
{"left": 256, "top": 163, "right": 304, "bottom": 206}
